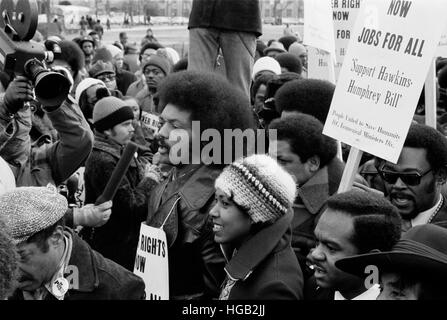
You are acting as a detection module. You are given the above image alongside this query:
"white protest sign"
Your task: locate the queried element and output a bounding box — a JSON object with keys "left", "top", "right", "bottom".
{"left": 307, "top": 46, "right": 335, "bottom": 83}
{"left": 304, "top": 0, "right": 336, "bottom": 60}
{"left": 332, "top": 0, "right": 363, "bottom": 79}
{"left": 134, "top": 222, "right": 169, "bottom": 300}
{"left": 323, "top": 0, "right": 447, "bottom": 163}
{"left": 436, "top": 23, "right": 447, "bottom": 58}
{"left": 140, "top": 111, "right": 160, "bottom": 134}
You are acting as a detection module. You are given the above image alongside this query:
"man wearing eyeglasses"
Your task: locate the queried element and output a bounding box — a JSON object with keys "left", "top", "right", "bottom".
{"left": 89, "top": 61, "right": 123, "bottom": 99}
{"left": 376, "top": 123, "right": 447, "bottom": 231}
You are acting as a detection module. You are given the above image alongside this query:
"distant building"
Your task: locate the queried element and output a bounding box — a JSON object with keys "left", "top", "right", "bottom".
{"left": 260, "top": 0, "right": 303, "bottom": 22}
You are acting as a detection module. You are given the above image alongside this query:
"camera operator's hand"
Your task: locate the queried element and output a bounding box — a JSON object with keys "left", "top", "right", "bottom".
{"left": 73, "top": 201, "right": 113, "bottom": 227}
{"left": 3, "top": 76, "right": 34, "bottom": 113}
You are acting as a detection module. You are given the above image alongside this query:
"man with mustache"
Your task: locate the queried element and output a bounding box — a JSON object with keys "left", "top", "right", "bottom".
{"left": 305, "top": 190, "right": 402, "bottom": 300}
{"left": 2, "top": 187, "right": 145, "bottom": 300}
{"left": 376, "top": 123, "right": 447, "bottom": 231}
{"left": 146, "top": 70, "right": 256, "bottom": 299}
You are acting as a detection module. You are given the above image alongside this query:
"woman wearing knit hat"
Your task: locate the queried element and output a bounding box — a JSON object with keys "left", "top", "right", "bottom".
{"left": 210, "top": 154, "right": 303, "bottom": 300}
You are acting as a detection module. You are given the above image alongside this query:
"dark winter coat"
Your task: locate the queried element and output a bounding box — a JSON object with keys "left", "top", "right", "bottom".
{"left": 0, "top": 96, "right": 93, "bottom": 187}
{"left": 82, "top": 133, "right": 156, "bottom": 270}
{"left": 146, "top": 164, "right": 226, "bottom": 300}
{"left": 116, "top": 69, "right": 137, "bottom": 96}
{"left": 10, "top": 228, "right": 145, "bottom": 300}
{"left": 221, "top": 210, "right": 303, "bottom": 300}
{"left": 188, "top": 0, "right": 262, "bottom": 37}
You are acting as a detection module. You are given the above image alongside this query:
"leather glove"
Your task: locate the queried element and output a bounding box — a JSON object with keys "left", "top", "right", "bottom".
{"left": 73, "top": 201, "right": 112, "bottom": 227}
{"left": 3, "top": 76, "right": 34, "bottom": 113}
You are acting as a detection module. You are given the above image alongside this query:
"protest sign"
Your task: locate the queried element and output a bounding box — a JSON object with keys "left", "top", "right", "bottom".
{"left": 141, "top": 111, "right": 160, "bottom": 134}
{"left": 332, "top": 0, "right": 363, "bottom": 79}
{"left": 308, "top": 46, "right": 336, "bottom": 83}
{"left": 134, "top": 222, "right": 169, "bottom": 300}
{"left": 304, "top": 0, "right": 336, "bottom": 60}
{"left": 437, "top": 23, "right": 447, "bottom": 58}
{"left": 323, "top": 0, "right": 447, "bottom": 164}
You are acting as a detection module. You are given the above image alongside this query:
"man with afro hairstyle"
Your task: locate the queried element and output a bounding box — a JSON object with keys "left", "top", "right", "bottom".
{"left": 268, "top": 113, "right": 339, "bottom": 277}
{"left": 274, "top": 78, "right": 335, "bottom": 124}
{"left": 376, "top": 123, "right": 447, "bottom": 231}
{"left": 146, "top": 70, "right": 256, "bottom": 299}
{"left": 47, "top": 39, "right": 87, "bottom": 96}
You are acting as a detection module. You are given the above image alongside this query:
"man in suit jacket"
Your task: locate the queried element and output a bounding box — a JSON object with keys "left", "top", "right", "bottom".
{"left": 375, "top": 123, "right": 447, "bottom": 231}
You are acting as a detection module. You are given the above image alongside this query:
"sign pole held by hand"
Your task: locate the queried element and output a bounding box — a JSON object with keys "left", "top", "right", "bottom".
{"left": 425, "top": 58, "right": 437, "bottom": 129}
{"left": 337, "top": 147, "right": 363, "bottom": 193}
{"left": 95, "top": 141, "right": 139, "bottom": 205}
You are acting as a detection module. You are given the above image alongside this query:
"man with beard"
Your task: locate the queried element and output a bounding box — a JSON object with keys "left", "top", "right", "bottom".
{"left": 305, "top": 190, "right": 402, "bottom": 300}
{"left": 146, "top": 70, "right": 256, "bottom": 299}
{"left": 82, "top": 97, "right": 158, "bottom": 270}
{"left": 135, "top": 55, "right": 171, "bottom": 114}
{"left": 376, "top": 123, "right": 447, "bottom": 231}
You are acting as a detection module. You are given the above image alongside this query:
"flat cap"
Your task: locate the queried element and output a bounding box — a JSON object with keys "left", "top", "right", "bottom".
{"left": 0, "top": 187, "right": 67, "bottom": 244}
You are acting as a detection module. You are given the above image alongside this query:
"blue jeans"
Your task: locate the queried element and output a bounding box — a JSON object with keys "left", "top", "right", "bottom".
{"left": 188, "top": 28, "right": 256, "bottom": 98}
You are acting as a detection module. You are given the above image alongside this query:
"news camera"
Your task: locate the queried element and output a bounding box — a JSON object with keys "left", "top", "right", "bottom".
{"left": 0, "top": 0, "right": 70, "bottom": 106}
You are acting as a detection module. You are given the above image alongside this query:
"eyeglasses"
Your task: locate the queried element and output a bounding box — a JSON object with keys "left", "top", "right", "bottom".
{"left": 97, "top": 74, "right": 116, "bottom": 82}
{"left": 377, "top": 167, "right": 433, "bottom": 186}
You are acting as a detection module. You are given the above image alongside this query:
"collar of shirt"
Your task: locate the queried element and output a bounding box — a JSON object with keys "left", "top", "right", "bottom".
{"left": 334, "top": 284, "right": 380, "bottom": 300}
{"left": 411, "top": 195, "right": 442, "bottom": 227}
{"left": 43, "top": 231, "right": 73, "bottom": 300}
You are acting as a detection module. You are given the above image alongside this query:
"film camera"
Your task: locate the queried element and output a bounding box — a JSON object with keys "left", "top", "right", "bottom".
{"left": 0, "top": 0, "right": 70, "bottom": 106}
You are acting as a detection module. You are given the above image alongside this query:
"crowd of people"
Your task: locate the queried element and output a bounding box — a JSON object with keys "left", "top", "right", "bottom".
{"left": 1, "top": 0, "right": 447, "bottom": 301}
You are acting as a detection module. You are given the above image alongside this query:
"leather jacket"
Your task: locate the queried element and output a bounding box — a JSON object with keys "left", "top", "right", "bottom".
{"left": 146, "top": 164, "right": 226, "bottom": 300}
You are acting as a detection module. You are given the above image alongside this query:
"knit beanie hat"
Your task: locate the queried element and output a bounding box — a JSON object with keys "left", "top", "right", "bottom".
{"left": 142, "top": 55, "right": 171, "bottom": 76}
{"left": 75, "top": 78, "right": 106, "bottom": 105}
{"left": 92, "top": 96, "right": 134, "bottom": 131}
{"left": 165, "top": 47, "right": 180, "bottom": 64}
{"left": 105, "top": 44, "right": 123, "bottom": 59}
{"left": 89, "top": 60, "right": 115, "bottom": 78}
{"left": 0, "top": 187, "right": 67, "bottom": 244}
{"left": 289, "top": 42, "right": 307, "bottom": 57}
{"left": 252, "top": 57, "right": 282, "bottom": 80}
{"left": 215, "top": 154, "right": 296, "bottom": 224}
{"left": 92, "top": 47, "right": 113, "bottom": 64}
{"left": 0, "top": 156, "right": 15, "bottom": 196}
{"left": 275, "top": 53, "right": 303, "bottom": 74}
{"left": 278, "top": 36, "right": 298, "bottom": 51}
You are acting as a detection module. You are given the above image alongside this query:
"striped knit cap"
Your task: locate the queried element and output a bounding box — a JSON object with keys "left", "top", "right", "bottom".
{"left": 215, "top": 154, "right": 296, "bottom": 223}
{"left": 0, "top": 187, "right": 67, "bottom": 244}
